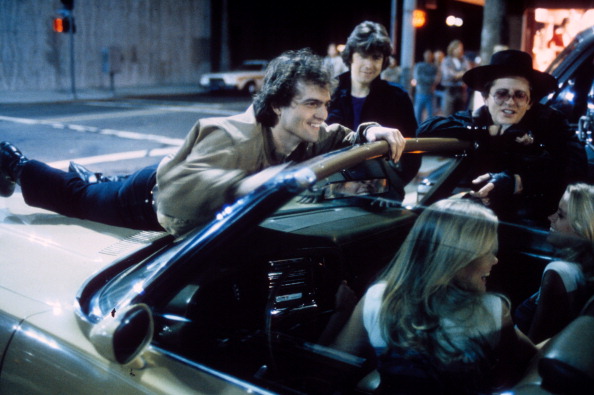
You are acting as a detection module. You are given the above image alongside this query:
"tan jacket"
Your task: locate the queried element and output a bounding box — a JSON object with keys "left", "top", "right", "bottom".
{"left": 156, "top": 106, "right": 364, "bottom": 235}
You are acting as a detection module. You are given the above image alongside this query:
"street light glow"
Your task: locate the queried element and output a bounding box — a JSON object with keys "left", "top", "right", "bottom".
{"left": 412, "top": 10, "right": 427, "bottom": 28}
{"left": 446, "top": 15, "right": 464, "bottom": 27}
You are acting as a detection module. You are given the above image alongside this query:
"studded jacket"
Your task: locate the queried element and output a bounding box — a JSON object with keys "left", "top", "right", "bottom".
{"left": 417, "top": 104, "right": 587, "bottom": 226}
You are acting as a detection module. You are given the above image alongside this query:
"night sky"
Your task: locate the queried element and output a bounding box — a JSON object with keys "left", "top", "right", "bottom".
{"left": 223, "top": 0, "right": 484, "bottom": 65}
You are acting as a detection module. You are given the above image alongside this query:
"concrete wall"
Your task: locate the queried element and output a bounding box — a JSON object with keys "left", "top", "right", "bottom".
{"left": 0, "top": 0, "right": 210, "bottom": 91}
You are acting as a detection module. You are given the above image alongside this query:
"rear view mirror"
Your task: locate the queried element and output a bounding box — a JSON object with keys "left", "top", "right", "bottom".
{"left": 323, "top": 178, "right": 388, "bottom": 200}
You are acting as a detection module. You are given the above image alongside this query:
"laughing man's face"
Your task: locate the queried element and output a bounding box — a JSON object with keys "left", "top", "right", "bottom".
{"left": 274, "top": 81, "right": 331, "bottom": 147}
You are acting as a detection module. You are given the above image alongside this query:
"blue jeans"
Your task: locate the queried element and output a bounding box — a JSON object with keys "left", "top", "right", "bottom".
{"left": 20, "top": 160, "right": 163, "bottom": 231}
{"left": 414, "top": 93, "right": 434, "bottom": 123}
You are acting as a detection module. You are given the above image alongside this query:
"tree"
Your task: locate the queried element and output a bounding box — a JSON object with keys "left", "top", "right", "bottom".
{"left": 479, "top": 0, "right": 507, "bottom": 65}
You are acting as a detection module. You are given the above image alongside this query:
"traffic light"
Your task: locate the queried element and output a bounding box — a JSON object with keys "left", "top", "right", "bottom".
{"left": 53, "top": 15, "right": 76, "bottom": 33}
{"left": 53, "top": 0, "right": 75, "bottom": 33}
{"left": 53, "top": 10, "right": 76, "bottom": 33}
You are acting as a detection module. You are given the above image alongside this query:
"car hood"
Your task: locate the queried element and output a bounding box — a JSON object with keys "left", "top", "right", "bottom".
{"left": 0, "top": 192, "right": 165, "bottom": 318}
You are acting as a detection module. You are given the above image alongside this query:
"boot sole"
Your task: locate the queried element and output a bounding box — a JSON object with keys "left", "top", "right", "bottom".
{"left": 0, "top": 171, "right": 16, "bottom": 197}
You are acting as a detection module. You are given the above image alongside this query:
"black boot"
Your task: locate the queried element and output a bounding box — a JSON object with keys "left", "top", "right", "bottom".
{"left": 68, "top": 161, "right": 130, "bottom": 184}
{"left": 0, "top": 141, "right": 28, "bottom": 197}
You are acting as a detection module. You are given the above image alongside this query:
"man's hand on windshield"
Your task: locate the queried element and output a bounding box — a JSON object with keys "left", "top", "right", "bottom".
{"left": 470, "top": 172, "right": 516, "bottom": 208}
{"left": 365, "top": 126, "right": 405, "bottom": 162}
{"left": 470, "top": 173, "right": 495, "bottom": 206}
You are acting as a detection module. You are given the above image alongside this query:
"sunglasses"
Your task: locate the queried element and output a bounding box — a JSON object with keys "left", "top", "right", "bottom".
{"left": 490, "top": 89, "right": 530, "bottom": 105}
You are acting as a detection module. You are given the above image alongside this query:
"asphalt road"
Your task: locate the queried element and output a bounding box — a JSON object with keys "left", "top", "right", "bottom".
{"left": 0, "top": 93, "right": 252, "bottom": 177}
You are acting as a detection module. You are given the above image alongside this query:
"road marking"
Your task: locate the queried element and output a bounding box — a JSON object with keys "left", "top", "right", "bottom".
{"left": 48, "top": 147, "right": 179, "bottom": 170}
{"left": 84, "top": 100, "right": 240, "bottom": 116}
{"left": 0, "top": 115, "right": 184, "bottom": 146}
{"left": 0, "top": 100, "right": 243, "bottom": 169}
{"left": 44, "top": 104, "right": 239, "bottom": 122}
{"left": 44, "top": 108, "right": 175, "bottom": 123}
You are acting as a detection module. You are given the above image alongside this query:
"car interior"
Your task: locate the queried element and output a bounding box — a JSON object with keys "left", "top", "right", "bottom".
{"left": 120, "top": 155, "right": 589, "bottom": 394}
{"left": 71, "top": 126, "right": 593, "bottom": 394}
{"left": 148, "top": 158, "right": 417, "bottom": 393}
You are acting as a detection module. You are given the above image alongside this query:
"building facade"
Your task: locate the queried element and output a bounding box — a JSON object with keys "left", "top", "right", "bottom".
{"left": 0, "top": 0, "right": 211, "bottom": 91}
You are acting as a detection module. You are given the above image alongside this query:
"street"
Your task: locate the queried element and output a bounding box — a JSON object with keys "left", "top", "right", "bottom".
{"left": 0, "top": 93, "right": 252, "bottom": 178}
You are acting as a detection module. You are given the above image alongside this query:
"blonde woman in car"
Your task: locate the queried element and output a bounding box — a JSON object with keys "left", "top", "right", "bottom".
{"left": 332, "top": 199, "right": 536, "bottom": 394}
{"left": 515, "top": 183, "right": 594, "bottom": 344}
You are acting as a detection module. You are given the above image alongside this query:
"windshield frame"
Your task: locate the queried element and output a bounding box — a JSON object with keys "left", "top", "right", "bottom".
{"left": 77, "top": 138, "right": 471, "bottom": 324}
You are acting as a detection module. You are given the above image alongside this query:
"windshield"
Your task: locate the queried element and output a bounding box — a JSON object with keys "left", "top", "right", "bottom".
{"left": 546, "top": 38, "right": 580, "bottom": 74}
{"left": 89, "top": 151, "right": 464, "bottom": 318}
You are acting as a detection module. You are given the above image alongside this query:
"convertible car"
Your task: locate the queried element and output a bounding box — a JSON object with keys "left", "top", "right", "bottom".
{"left": 0, "top": 137, "right": 591, "bottom": 394}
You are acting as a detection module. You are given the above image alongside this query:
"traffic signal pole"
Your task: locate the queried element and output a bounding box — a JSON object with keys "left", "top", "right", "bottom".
{"left": 400, "top": 0, "right": 416, "bottom": 93}
{"left": 390, "top": 0, "right": 417, "bottom": 93}
{"left": 55, "top": 0, "right": 77, "bottom": 99}
{"left": 69, "top": 15, "right": 77, "bottom": 99}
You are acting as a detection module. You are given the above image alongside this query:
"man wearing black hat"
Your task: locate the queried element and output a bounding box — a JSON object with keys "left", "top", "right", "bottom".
{"left": 418, "top": 49, "right": 587, "bottom": 227}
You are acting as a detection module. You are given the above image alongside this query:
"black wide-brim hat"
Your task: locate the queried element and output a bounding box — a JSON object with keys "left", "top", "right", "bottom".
{"left": 463, "top": 49, "right": 558, "bottom": 100}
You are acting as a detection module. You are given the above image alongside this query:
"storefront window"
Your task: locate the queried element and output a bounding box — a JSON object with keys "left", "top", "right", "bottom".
{"left": 527, "top": 8, "right": 594, "bottom": 71}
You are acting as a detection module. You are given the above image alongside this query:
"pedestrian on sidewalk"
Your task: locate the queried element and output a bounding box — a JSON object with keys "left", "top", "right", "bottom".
{"left": 440, "top": 40, "right": 471, "bottom": 116}
{"left": 413, "top": 49, "right": 439, "bottom": 122}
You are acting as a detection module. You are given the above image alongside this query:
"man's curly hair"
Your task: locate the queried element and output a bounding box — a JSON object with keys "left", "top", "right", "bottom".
{"left": 253, "top": 48, "right": 335, "bottom": 128}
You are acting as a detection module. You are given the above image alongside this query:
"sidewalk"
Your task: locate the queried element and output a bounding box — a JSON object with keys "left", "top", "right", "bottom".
{"left": 0, "top": 84, "right": 203, "bottom": 104}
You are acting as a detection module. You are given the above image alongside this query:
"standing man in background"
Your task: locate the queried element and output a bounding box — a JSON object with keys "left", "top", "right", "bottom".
{"left": 413, "top": 49, "right": 439, "bottom": 122}
{"left": 323, "top": 43, "right": 348, "bottom": 77}
{"left": 327, "top": 21, "right": 420, "bottom": 199}
{"left": 440, "top": 40, "right": 471, "bottom": 116}
{"left": 381, "top": 54, "right": 402, "bottom": 87}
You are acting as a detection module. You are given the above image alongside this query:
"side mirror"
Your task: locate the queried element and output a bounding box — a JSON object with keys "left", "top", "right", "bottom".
{"left": 89, "top": 303, "right": 154, "bottom": 364}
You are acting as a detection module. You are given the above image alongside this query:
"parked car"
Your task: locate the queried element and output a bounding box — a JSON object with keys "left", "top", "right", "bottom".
{"left": 0, "top": 137, "right": 584, "bottom": 394}
{"left": 417, "top": 24, "right": 594, "bottom": 201}
{"left": 199, "top": 60, "right": 268, "bottom": 95}
{"left": 545, "top": 24, "right": 594, "bottom": 180}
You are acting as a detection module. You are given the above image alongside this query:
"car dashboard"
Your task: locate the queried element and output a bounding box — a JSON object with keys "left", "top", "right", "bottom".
{"left": 149, "top": 201, "right": 416, "bottom": 394}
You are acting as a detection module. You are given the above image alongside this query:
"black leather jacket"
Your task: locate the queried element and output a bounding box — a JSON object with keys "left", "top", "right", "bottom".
{"left": 418, "top": 104, "right": 588, "bottom": 227}
{"left": 327, "top": 73, "right": 421, "bottom": 194}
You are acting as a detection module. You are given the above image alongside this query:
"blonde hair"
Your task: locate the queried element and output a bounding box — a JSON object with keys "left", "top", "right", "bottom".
{"left": 563, "top": 183, "right": 594, "bottom": 274}
{"left": 566, "top": 183, "right": 594, "bottom": 243}
{"left": 446, "top": 39, "right": 463, "bottom": 57}
{"left": 379, "top": 199, "right": 499, "bottom": 364}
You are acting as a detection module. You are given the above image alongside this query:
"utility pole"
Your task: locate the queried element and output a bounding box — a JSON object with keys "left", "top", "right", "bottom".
{"left": 53, "top": 0, "right": 77, "bottom": 98}
{"left": 390, "top": 0, "right": 398, "bottom": 53}
{"left": 399, "top": 0, "right": 417, "bottom": 92}
{"left": 61, "top": 0, "right": 77, "bottom": 98}
{"left": 220, "top": 0, "right": 231, "bottom": 71}
{"left": 69, "top": 13, "right": 76, "bottom": 99}
{"left": 480, "top": 0, "right": 506, "bottom": 65}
